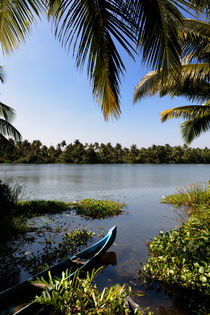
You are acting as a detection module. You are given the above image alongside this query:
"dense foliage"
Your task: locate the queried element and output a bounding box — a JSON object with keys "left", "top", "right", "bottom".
{"left": 1, "top": 139, "right": 210, "bottom": 164}
{"left": 75, "top": 199, "right": 125, "bottom": 219}
{"left": 34, "top": 268, "right": 149, "bottom": 314}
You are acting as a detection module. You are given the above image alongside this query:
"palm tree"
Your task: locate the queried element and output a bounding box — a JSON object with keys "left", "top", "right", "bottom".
{"left": 46, "top": 0, "right": 210, "bottom": 119}
{"left": 0, "top": 67, "right": 22, "bottom": 142}
{"left": 133, "top": 18, "right": 210, "bottom": 143}
{"left": 0, "top": 0, "right": 208, "bottom": 120}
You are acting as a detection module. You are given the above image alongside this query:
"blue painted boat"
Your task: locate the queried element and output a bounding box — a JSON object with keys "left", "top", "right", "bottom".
{"left": 0, "top": 225, "right": 117, "bottom": 315}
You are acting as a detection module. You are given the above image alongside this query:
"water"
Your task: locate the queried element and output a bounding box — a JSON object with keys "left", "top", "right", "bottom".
{"left": 0, "top": 164, "right": 209, "bottom": 314}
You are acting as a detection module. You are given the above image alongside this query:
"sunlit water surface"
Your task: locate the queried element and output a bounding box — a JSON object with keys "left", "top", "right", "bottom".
{"left": 0, "top": 164, "right": 209, "bottom": 314}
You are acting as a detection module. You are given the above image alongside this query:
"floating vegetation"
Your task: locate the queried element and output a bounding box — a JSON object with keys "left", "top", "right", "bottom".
{"left": 144, "top": 216, "right": 209, "bottom": 294}
{"left": 143, "top": 184, "right": 210, "bottom": 314}
{"left": 74, "top": 199, "right": 126, "bottom": 219}
{"left": 19, "top": 228, "right": 94, "bottom": 274}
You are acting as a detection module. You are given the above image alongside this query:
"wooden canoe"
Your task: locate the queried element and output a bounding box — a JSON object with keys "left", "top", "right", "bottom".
{"left": 0, "top": 225, "right": 117, "bottom": 315}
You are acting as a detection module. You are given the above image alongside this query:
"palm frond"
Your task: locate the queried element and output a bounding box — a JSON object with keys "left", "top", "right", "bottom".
{"left": 181, "top": 19, "right": 210, "bottom": 63}
{"left": 180, "top": 114, "right": 210, "bottom": 143}
{"left": 0, "top": 0, "right": 45, "bottom": 54}
{"left": 134, "top": 63, "right": 210, "bottom": 103}
{"left": 126, "top": 0, "right": 184, "bottom": 74}
{"left": 0, "top": 118, "right": 22, "bottom": 141}
{"left": 0, "top": 66, "right": 5, "bottom": 83}
{"left": 48, "top": 0, "right": 137, "bottom": 119}
{"left": 160, "top": 104, "right": 210, "bottom": 121}
{"left": 186, "top": 0, "right": 210, "bottom": 17}
{"left": 0, "top": 102, "right": 16, "bottom": 122}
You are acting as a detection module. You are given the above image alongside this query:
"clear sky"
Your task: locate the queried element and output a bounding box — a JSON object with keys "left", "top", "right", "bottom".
{"left": 0, "top": 18, "right": 209, "bottom": 148}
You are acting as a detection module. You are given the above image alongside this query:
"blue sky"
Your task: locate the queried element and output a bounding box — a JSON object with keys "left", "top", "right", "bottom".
{"left": 0, "top": 18, "right": 208, "bottom": 148}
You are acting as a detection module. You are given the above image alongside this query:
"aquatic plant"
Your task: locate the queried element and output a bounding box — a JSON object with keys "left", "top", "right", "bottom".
{"left": 34, "top": 268, "right": 149, "bottom": 314}
{"left": 74, "top": 199, "right": 126, "bottom": 219}
{"left": 20, "top": 228, "right": 94, "bottom": 274}
{"left": 161, "top": 183, "right": 210, "bottom": 211}
{"left": 144, "top": 216, "right": 209, "bottom": 295}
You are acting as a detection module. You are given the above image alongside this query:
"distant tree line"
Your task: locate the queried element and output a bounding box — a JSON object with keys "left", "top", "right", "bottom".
{"left": 0, "top": 139, "right": 210, "bottom": 164}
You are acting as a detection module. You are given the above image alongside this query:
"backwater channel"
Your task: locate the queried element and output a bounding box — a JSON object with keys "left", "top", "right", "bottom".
{"left": 0, "top": 164, "right": 209, "bottom": 314}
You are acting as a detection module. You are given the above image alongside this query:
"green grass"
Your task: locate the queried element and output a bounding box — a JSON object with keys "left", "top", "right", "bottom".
{"left": 74, "top": 199, "right": 126, "bottom": 219}
{"left": 161, "top": 183, "right": 210, "bottom": 211}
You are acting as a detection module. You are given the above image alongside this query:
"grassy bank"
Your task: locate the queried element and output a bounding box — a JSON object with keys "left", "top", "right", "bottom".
{"left": 143, "top": 183, "right": 210, "bottom": 314}
{"left": 161, "top": 183, "right": 210, "bottom": 211}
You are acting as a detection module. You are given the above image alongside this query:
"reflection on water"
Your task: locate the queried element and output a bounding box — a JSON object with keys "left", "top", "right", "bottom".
{"left": 0, "top": 164, "right": 209, "bottom": 314}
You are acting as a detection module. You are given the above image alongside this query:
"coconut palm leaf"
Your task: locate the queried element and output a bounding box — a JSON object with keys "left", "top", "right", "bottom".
{"left": 48, "top": 0, "right": 137, "bottom": 119}
{"left": 48, "top": 0, "right": 200, "bottom": 118}
{"left": 181, "top": 19, "right": 210, "bottom": 63}
{"left": 133, "top": 63, "right": 210, "bottom": 103}
{"left": 161, "top": 101, "right": 210, "bottom": 143}
{"left": 180, "top": 113, "right": 210, "bottom": 143}
{"left": 0, "top": 0, "right": 45, "bottom": 54}
{"left": 0, "top": 102, "right": 16, "bottom": 122}
{"left": 0, "top": 66, "right": 5, "bottom": 83}
{"left": 0, "top": 118, "right": 22, "bottom": 141}
{"left": 126, "top": 0, "right": 184, "bottom": 74}
{"left": 160, "top": 102, "right": 210, "bottom": 122}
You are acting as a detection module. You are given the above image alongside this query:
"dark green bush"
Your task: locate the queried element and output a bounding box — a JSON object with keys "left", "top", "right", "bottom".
{"left": 0, "top": 180, "right": 15, "bottom": 217}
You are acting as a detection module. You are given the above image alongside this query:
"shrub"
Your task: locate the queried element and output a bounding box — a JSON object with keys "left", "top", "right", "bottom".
{"left": 0, "top": 180, "right": 14, "bottom": 215}
{"left": 0, "top": 178, "right": 25, "bottom": 217}
{"left": 74, "top": 199, "right": 125, "bottom": 219}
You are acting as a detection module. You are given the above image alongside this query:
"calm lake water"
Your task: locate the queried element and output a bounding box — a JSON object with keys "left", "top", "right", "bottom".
{"left": 0, "top": 164, "right": 209, "bottom": 314}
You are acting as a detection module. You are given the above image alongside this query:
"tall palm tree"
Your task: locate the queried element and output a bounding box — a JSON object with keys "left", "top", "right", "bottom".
{"left": 133, "top": 18, "right": 210, "bottom": 143}
{"left": 0, "top": 67, "right": 22, "bottom": 142}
